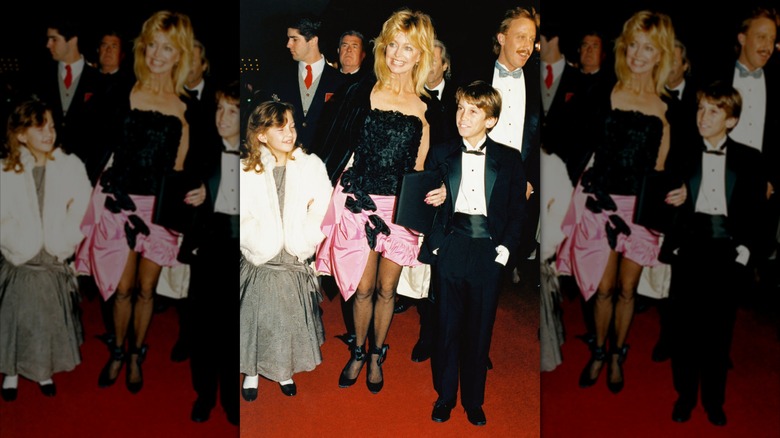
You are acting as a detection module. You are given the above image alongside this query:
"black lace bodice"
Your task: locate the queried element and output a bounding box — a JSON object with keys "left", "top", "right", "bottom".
{"left": 584, "top": 108, "right": 662, "bottom": 196}
{"left": 581, "top": 108, "right": 664, "bottom": 248}
{"left": 102, "top": 109, "right": 182, "bottom": 196}
{"left": 342, "top": 108, "right": 422, "bottom": 196}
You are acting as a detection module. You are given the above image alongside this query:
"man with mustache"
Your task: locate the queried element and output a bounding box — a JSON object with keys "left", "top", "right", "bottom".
{"left": 705, "top": 7, "right": 779, "bottom": 313}
{"left": 461, "top": 6, "right": 541, "bottom": 285}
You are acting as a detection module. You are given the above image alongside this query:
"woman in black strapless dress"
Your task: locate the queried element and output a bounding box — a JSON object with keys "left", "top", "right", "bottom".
{"left": 75, "top": 10, "right": 200, "bottom": 394}
{"left": 315, "top": 8, "right": 445, "bottom": 394}
{"left": 557, "top": 10, "right": 687, "bottom": 393}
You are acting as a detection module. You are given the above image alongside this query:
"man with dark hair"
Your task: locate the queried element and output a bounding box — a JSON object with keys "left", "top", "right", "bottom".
{"left": 35, "top": 16, "right": 103, "bottom": 175}
{"left": 256, "top": 15, "right": 345, "bottom": 151}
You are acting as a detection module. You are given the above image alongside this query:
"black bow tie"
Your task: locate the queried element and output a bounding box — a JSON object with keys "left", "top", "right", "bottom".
{"left": 666, "top": 88, "right": 680, "bottom": 100}
{"left": 188, "top": 88, "right": 200, "bottom": 99}
{"left": 735, "top": 63, "right": 763, "bottom": 79}
{"left": 222, "top": 145, "right": 240, "bottom": 156}
{"left": 495, "top": 61, "right": 522, "bottom": 79}
{"left": 461, "top": 144, "right": 486, "bottom": 156}
{"left": 702, "top": 144, "right": 726, "bottom": 156}
{"left": 427, "top": 89, "right": 439, "bottom": 100}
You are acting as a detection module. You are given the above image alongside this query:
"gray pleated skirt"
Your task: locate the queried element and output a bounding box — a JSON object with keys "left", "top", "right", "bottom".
{"left": 239, "top": 250, "right": 324, "bottom": 382}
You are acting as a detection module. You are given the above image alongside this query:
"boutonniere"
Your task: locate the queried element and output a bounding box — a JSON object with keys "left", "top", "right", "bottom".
{"left": 565, "top": 92, "right": 574, "bottom": 103}
{"left": 325, "top": 93, "right": 334, "bottom": 102}
{"left": 84, "top": 92, "right": 93, "bottom": 102}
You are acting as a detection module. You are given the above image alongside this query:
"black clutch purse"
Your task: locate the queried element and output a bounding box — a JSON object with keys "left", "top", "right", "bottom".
{"left": 394, "top": 169, "right": 441, "bottom": 235}
{"left": 152, "top": 171, "right": 199, "bottom": 233}
{"left": 633, "top": 170, "right": 680, "bottom": 233}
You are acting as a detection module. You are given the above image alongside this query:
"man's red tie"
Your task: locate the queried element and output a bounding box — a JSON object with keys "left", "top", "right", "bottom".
{"left": 64, "top": 64, "right": 73, "bottom": 89}
{"left": 304, "top": 64, "right": 313, "bottom": 89}
{"left": 545, "top": 64, "right": 553, "bottom": 89}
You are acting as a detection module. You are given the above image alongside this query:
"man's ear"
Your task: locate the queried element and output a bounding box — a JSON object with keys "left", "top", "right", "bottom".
{"left": 486, "top": 117, "right": 498, "bottom": 130}
{"left": 726, "top": 117, "right": 738, "bottom": 130}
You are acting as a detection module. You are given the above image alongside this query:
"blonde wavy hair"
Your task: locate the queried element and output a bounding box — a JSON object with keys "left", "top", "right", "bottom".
{"left": 372, "top": 8, "right": 436, "bottom": 98}
{"left": 614, "top": 10, "right": 676, "bottom": 96}
{"left": 132, "top": 10, "right": 194, "bottom": 96}
{"left": 243, "top": 100, "right": 299, "bottom": 174}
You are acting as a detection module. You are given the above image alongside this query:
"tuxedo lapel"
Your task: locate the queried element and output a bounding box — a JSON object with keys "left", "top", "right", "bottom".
{"left": 725, "top": 140, "right": 738, "bottom": 206}
{"left": 484, "top": 141, "right": 499, "bottom": 207}
{"left": 690, "top": 159, "right": 703, "bottom": 206}
{"left": 446, "top": 148, "right": 462, "bottom": 212}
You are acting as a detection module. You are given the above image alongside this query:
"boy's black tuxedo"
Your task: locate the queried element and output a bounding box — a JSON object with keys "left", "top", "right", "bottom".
{"left": 419, "top": 136, "right": 525, "bottom": 410}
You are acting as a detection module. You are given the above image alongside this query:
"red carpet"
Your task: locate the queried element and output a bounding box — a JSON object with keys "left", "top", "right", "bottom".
{"left": 243, "top": 270, "right": 541, "bottom": 438}
{"left": 0, "top": 295, "right": 237, "bottom": 438}
{"left": 541, "top": 282, "right": 780, "bottom": 438}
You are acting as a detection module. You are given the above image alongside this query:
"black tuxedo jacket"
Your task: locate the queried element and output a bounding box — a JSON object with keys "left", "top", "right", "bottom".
{"left": 428, "top": 80, "right": 459, "bottom": 145}
{"left": 418, "top": 136, "right": 526, "bottom": 264}
{"left": 36, "top": 61, "right": 104, "bottom": 165}
{"left": 661, "top": 138, "right": 766, "bottom": 263}
{"left": 663, "top": 79, "right": 702, "bottom": 180}
{"left": 458, "top": 55, "right": 540, "bottom": 191}
{"left": 541, "top": 62, "right": 580, "bottom": 161}
{"left": 259, "top": 61, "right": 346, "bottom": 151}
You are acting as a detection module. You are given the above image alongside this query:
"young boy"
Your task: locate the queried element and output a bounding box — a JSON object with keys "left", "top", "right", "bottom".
{"left": 664, "top": 81, "right": 766, "bottom": 427}
{"left": 419, "top": 80, "right": 526, "bottom": 426}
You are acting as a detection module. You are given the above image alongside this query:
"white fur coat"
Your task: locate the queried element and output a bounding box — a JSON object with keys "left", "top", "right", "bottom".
{"left": 240, "top": 147, "right": 332, "bottom": 266}
{"left": 1, "top": 148, "right": 91, "bottom": 265}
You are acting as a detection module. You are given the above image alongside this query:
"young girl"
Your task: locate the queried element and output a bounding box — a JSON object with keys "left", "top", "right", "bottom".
{"left": 239, "top": 100, "right": 332, "bottom": 400}
{"left": 0, "top": 99, "right": 91, "bottom": 400}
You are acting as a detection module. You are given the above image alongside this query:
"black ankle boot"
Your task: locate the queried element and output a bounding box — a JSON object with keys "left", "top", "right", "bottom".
{"left": 607, "top": 344, "right": 629, "bottom": 394}
{"left": 126, "top": 344, "right": 148, "bottom": 394}
{"left": 98, "top": 345, "right": 126, "bottom": 388}
{"left": 338, "top": 345, "right": 366, "bottom": 388}
{"left": 367, "top": 344, "right": 389, "bottom": 394}
{"left": 578, "top": 344, "right": 606, "bottom": 388}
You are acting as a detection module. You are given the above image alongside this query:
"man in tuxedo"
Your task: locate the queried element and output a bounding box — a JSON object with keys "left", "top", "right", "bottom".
{"left": 159, "top": 38, "right": 222, "bottom": 363}
{"left": 36, "top": 15, "right": 103, "bottom": 175}
{"left": 704, "top": 7, "right": 779, "bottom": 300}
{"left": 182, "top": 80, "right": 240, "bottom": 426}
{"left": 426, "top": 39, "right": 459, "bottom": 144}
{"left": 421, "top": 81, "right": 526, "bottom": 426}
{"left": 664, "top": 81, "right": 765, "bottom": 427}
{"left": 646, "top": 38, "right": 700, "bottom": 363}
{"left": 258, "top": 15, "right": 345, "bottom": 151}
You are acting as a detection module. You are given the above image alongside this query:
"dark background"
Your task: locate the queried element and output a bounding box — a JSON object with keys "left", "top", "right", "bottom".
{"left": 1, "top": 1, "right": 239, "bottom": 93}
{"left": 545, "top": 0, "right": 780, "bottom": 79}
{"left": 240, "top": 0, "right": 539, "bottom": 83}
